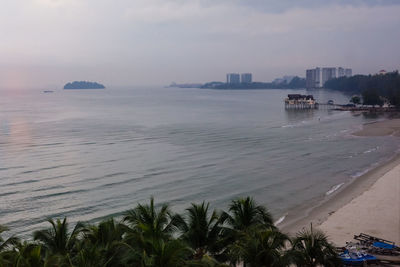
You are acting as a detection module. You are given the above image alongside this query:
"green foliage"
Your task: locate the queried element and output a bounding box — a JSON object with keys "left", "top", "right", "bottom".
{"left": 350, "top": 95, "right": 361, "bottom": 105}
{"left": 33, "top": 217, "right": 84, "bottom": 256}
{"left": 63, "top": 81, "right": 105, "bottom": 89}
{"left": 0, "top": 197, "right": 341, "bottom": 267}
{"left": 180, "top": 202, "right": 225, "bottom": 259}
{"left": 290, "top": 225, "right": 341, "bottom": 267}
{"left": 362, "top": 88, "right": 384, "bottom": 106}
{"left": 325, "top": 71, "right": 400, "bottom": 107}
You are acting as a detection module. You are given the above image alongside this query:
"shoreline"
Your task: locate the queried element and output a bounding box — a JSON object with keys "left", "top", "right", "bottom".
{"left": 279, "top": 118, "right": 400, "bottom": 246}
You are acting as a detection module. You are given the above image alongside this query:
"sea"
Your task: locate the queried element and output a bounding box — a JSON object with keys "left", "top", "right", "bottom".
{"left": 1, "top": 86, "right": 400, "bottom": 237}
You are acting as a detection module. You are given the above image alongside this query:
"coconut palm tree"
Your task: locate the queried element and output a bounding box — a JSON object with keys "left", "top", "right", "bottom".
{"left": 33, "top": 217, "right": 84, "bottom": 264}
{"left": 180, "top": 202, "right": 225, "bottom": 260}
{"left": 123, "top": 197, "right": 184, "bottom": 242}
{"left": 290, "top": 225, "right": 341, "bottom": 267}
{"left": 0, "top": 224, "right": 20, "bottom": 266}
{"left": 147, "top": 239, "right": 191, "bottom": 267}
{"left": 225, "top": 197, "right": 275, "bottom": 232}
{"left": 221, "top": 197, "right": 278, "bottom": 266}
{"left": 228, "top": 228, "right": 290, "bottom": 267}
{"left": 78, "top": 218, "right": 127, "bottom": 266}
{"left": 0, "top": 225, "right": 19, "bottom": 252}
{"left": 11, "top": 242, "right": 44, "bottom": 267}
{"left": 185, "top": 254, "right": 229, "bottom": 267}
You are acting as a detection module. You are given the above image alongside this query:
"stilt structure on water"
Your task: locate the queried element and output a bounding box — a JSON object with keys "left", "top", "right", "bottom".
{"left": 284, "top": 94, "right": 318, "bottom": 109}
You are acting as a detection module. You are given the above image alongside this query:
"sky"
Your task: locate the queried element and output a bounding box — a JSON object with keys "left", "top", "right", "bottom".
{"left": 0, "top": 0, "right": 400, "bottom": 88}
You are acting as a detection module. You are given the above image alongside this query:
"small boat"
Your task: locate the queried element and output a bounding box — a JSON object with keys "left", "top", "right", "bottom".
{"left": 340, "top": 251, "right": 378, "bottom": 265}
{"left": 43, "top": 90, "right": 54, "bottom": 93}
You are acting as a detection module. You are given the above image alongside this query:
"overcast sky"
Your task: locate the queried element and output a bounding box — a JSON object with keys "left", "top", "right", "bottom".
{"left": 1, "top": 0, "right": 400, "bottom": 88}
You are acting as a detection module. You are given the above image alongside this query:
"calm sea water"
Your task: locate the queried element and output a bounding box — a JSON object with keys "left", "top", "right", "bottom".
{"left": 1, "top": 86, "right": 399, "bottom": 237}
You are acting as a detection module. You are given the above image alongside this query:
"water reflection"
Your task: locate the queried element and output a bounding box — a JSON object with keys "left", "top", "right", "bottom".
{"left": 284, "top": 109, "right": 316, "bottom": 123}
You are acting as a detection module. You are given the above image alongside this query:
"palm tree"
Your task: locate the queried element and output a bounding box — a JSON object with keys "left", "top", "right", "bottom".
{"left": 79, "top": 218, "right": 127, "bottom": 266}
{"left": 229, "top": 228, "right": 290, "bottom": 267}
{"left": 123, "top": 197, "right": 184, "bottom": 242}
{"left": 290, "top": 225, "right": 341, "bottom": 267}
{"left": 221, "top": 197, "right": 278, "bottom": 266}
{"left": 180, "top": 202, "right": 225, "bottom": 259}
{"left": 225, "top": 197, "right": 275, "bottom": 232}
{"left": 147, "top": 239, "right": 191, "bottom": 267}
{"left": 0, "top": 225, "right": 19, "bottom": 252}
{"left": 0, "top": 224, "right": 20, "bottom": 266}
{"left": 185, "top": 254, "right": 229, "bottom": 267}
{"left": 12, "top": 242, "right": 44, "bottom": 267}
{"left": 33, "top": 217, "right": 84, "bottom": 263}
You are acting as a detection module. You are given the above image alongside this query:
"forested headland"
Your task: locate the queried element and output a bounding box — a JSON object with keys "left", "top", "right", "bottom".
{"left": 324, "top": 71, "right": 400, "bottom": 106}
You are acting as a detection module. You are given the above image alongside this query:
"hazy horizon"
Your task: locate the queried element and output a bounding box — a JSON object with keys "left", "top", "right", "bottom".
{"left": 1, "top": 0, "right": 400, "bottom": 89}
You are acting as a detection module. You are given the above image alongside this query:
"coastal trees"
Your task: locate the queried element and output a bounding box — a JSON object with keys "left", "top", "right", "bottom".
{"left": 0, "top": 225, "right": 18, "bottom": 253}
{"left": 325, "top": 71, "right": 400, "bottom": 107}
{"left": 350, "top": 95, "right": 361, "bottom": 105}
{"left": 222, "top": 197, "right": 279, "bottom": 266}
{"left": 290, "top": 225, "right": 341, "bottom": 267}
{"left": 33, "top": 217, "right": 84, "bottom": 264}
{"left": 362, "top": 88, "right": 384, "bottom": 107}
{"left": 224, "top": 197, "right": 275, "bottom": 232}
{"left": 79, "top": 218, "right": 127, "bottom": 266}
{"left": 180, "top": 202, "right": 225, "bottom": 260}
{"left": 123, "top": 197, "right": 183, "bottom": 242}
{"left": 0, "top": 197, "right": 342, "bottom": 267}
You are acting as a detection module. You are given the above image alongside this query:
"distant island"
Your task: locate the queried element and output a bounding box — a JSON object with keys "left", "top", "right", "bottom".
{"left": 64, "top": 81, "right": 105, "bottom": 89}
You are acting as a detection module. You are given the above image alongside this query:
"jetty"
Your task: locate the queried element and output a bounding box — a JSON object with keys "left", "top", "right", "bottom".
{"left": 284, "top": 94, "right": 399, "bottom": 112}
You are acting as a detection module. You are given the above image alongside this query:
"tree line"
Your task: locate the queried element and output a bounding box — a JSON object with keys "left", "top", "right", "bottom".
{"left": 201, "top": 77, "right": 306, "bottom": 90}
{"left": 0, "top": 197, "right": 341, "bottom": 267}
{"left": 324, "top": 71, "right": 400, "bottom": 106}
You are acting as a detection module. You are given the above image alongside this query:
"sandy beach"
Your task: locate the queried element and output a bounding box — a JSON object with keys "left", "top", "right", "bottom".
{"left": 281, "top": 118, "right": 400, "bottom": 247}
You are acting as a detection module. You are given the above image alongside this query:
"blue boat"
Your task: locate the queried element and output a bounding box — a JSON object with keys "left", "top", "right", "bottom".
{"left": 340, "top": 250, "right": 377, "bottom": 266}
{"left": 372, "top": 241, "right": 397, "bottom": 250}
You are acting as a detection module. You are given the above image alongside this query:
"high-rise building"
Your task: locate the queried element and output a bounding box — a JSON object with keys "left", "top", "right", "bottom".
{"left": 338, "top": 67, "right": 345, "bottom": 77}
{"left": 306, "top": 68, "right": 320, "bottom": 88}
{"left": 226, "top": 73, "right": 240, "bottom": 84}
{"left": 322, "top": 67, "right": 336, "bottom": 86}
{"left": 345, "top": 68, "right": 352, "bottom": 77}
{"left": 241, "top": 73, "right": 252, "bottom": 83}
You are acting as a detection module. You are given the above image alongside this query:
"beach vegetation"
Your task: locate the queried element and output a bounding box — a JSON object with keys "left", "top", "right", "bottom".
{"left": 0, "top": 198, "right": 341, "bottom": 267}
{"left": 350, "top": 95, "right": 361, "bottom": 105}
{"left": 290, "top": 224, "right": 341, "bottom": 267}
{"left": 325, "top": 71, "right": 400, "bottom": 107}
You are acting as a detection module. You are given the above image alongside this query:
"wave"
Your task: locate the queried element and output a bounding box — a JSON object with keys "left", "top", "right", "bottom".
{"left": 274, "top": 213, "right": 288, "bottom": 226}
{"left": 325, "top": 183, "right": 344, "bottom": 196}
{"left": 363, "top": 146, "right": 379, "bottom": 154}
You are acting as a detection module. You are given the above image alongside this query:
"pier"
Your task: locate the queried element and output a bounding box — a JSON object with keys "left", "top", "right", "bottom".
{"left": 284, "top": 94, "right": 400, "bottom": 112}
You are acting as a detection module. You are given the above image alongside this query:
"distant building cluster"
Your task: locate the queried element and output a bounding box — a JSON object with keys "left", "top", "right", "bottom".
{"left": 306, "top": 67, "right": 352, "bottom": 88}
{"left": 226, "top": 73, "right": 252, "bottom": 84}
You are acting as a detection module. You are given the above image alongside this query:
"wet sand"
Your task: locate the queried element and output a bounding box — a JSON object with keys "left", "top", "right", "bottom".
{"left": 281, "top": 118, "right": 400, "bottom": 246}
{"left": 353, "top": 118, "right": 400, "bottom": 137}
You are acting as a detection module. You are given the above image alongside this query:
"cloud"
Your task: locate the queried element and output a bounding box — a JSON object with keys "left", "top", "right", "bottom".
{"left": 0, "top": 0, "right": 399, "bottom": 87}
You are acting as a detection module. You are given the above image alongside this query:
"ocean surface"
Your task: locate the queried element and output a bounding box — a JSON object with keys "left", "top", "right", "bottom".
{"left": 1, "top": 86, "right": 400, "bottom": 237}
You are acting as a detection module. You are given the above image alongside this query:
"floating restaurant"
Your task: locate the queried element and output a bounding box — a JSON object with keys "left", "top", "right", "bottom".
{"left": 284, "top": 94, "right": 318, "bottom": 109}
